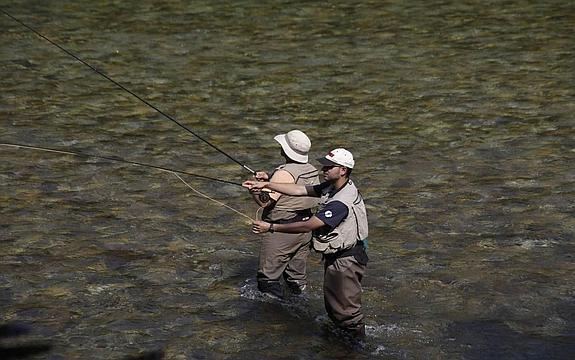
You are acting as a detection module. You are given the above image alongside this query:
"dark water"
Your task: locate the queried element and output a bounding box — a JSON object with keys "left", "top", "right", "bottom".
{"left": 1, "top": 0, "right": 574, "bottom": 358}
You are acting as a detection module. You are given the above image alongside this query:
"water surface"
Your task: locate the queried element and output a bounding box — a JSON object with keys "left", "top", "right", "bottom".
{"left": 1, "top": 0, "right": 574, "bottom": 358}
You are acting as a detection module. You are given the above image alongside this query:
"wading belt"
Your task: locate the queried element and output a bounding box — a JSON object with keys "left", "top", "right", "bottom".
{"left": 323, "top": 242, "right": 369, "bottom": 267}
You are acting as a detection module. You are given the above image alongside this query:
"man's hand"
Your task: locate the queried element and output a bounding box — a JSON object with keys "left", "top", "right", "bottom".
{"left": 252, "top": 220, "right": 271, "bottom": 234}
{"left": 243, "top": 180, "right": 268, "bottom": 192}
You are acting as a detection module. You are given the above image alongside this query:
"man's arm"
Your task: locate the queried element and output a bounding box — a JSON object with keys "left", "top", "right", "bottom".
{"left": 252, "top": 216, "right": 325, "bottom": 234}
{"left": 251, "top": 200, "right": 348, "bottom": 235}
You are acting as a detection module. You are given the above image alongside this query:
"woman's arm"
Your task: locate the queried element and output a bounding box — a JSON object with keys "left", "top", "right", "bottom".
{"left": 249, "top": 169, "right": 293, "bottom": 207}
{"left": 243, "top": 180, "right": 318, "bottom": 197}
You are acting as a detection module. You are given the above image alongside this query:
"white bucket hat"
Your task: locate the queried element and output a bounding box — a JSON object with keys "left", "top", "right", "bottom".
{"left": 317, "top": 148, "right": 355, "bottom": 168}
{"left": 274, "top": 130, "right": 311, "bottom": 163}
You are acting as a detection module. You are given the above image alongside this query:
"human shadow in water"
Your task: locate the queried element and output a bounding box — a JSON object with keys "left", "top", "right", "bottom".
{"left": 123, "top": 350, "right": 165, "bottom": 360}
{"left": 0, "top": 323, "right": 52, "bottom": 359}
{"left": 0, "top": 322, "right": 164, "bottom": 360}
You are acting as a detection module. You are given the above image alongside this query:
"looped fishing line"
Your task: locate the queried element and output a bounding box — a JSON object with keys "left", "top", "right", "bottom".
{"left": 171, "top": 172, "right": 256, "bottom": 222}
{"left": 255, "top": 206, "right": 264, "bottom": 221}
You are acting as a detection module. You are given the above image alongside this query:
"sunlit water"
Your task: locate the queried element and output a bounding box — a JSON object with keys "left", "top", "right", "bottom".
{"left": 1, "top": 0, "right": 574, "bottom": 359}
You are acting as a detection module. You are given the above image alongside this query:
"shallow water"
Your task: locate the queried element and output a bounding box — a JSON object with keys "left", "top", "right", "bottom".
{"left": 1, "top": 0, "right": 574, "bottom": 359}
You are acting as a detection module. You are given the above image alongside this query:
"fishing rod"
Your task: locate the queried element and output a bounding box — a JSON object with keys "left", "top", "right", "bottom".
{"left": 0, "top": 8, "right": 256, "bottom": 175}
{"left": 0, "top": 142, "right": 244, "bottom": 187}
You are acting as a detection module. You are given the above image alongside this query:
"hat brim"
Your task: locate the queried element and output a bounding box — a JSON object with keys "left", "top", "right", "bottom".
{"left": 274, "top": 134, "right": 308, "bottom": 163}
{"left": 316, "top": 157, "right": 340, "bottom": 167}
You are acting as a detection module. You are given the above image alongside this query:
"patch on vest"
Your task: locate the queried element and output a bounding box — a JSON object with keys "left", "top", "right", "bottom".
{"left": 324, "top": 210, "right": 333, "bottom": 218}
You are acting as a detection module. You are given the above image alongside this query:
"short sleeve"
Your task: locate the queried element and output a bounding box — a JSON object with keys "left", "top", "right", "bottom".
{"left": 315, "top": 201, "right": 349, "bottom": 229}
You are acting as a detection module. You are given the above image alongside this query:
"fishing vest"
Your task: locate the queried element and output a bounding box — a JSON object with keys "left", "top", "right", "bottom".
{"left": 262, "top": 163, "right": 319, "bottom": 223}
{"left": 312, "top": 180, "right": 369, "bottom": 254}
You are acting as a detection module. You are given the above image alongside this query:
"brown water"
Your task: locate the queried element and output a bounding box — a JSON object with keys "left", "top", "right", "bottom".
{"left": 1, "top": 0, "right": 574, "bottom": 359}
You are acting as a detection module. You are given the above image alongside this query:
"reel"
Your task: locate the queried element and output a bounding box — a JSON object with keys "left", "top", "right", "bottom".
{"left": 258, "top": 192, "right": 270, "bottom": 203}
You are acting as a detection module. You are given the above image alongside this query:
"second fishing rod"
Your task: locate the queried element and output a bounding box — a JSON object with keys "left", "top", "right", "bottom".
{"left": 1, "top": 8, "right": 256, "bottom": 175}
{"left": 0, "top": 142, "right": 245, "bottom": 188}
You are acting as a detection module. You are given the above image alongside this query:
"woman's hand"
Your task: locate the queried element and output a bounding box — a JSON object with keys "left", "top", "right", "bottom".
{"left": 254, "top": 171, "right": 269, "bottom": 181}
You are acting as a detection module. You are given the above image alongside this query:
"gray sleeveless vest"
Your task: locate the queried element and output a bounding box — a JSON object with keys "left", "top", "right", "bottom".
{"left": 312, "top": 180, "right": 369, "bottom": 254}
{"left": 262, "top": 163, "right": 319, "bottom": 223}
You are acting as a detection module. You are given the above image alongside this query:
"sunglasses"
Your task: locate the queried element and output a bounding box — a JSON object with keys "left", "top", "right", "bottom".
{"left": 321, "top": 165, "right": 340, "bottom": 171}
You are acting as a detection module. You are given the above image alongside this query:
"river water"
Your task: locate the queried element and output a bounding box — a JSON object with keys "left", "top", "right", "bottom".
{"left": 1, "top": 0, "right": 574, "bottom": 359}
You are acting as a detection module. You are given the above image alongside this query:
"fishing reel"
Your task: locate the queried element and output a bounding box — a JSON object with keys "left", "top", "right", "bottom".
{"left": 253, "top": 171, "right": 271, "bottom": 202}
{"left": 258, "top": 190, "right": 271, "bottom": 203}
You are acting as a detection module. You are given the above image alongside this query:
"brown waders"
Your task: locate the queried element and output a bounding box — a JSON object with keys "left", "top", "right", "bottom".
{"left": 257, "top": 231, "right": 312, "bottom": 298}
{"left": 323, "top": 244, "right": 368, "bottom": 337}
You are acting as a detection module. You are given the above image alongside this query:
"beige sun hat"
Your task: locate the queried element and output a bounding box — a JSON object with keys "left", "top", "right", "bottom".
{"left": 274, "top": 130, "right": 311, "bottom": 163}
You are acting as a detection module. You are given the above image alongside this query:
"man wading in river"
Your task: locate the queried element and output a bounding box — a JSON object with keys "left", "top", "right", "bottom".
{"left": 249, "top": 130, "right": 319, "bottom": 298}
{"left": 244, "top": 148, "right": 369, "bottom": 337}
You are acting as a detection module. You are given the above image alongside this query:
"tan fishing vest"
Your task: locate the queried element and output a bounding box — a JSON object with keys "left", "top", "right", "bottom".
{"left": 262, "top": 163, "right": 319, "bottom": 223}
{"left": 312, "top": 180, "right": 369, "bottom": 254}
